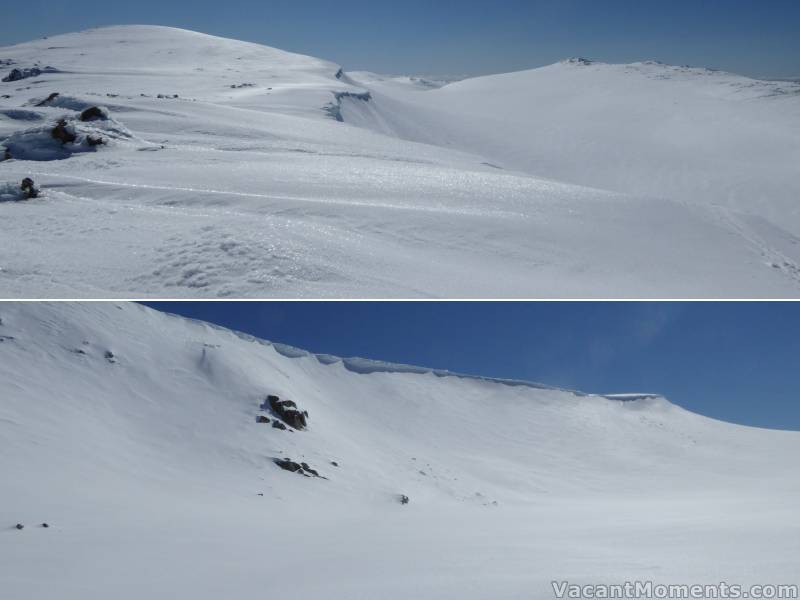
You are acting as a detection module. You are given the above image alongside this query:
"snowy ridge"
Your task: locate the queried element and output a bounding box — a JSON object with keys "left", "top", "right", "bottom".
{"left": 137, "top": 303, "right": 664, "bottom": 400}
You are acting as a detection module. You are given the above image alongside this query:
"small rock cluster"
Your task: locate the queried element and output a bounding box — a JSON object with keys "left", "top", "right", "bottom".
{"left": 51, "top": 107, "right": 109, "bottom": 147}
{"left": 262, "top": 394, "right": 309, "bottom": 430}
{"left": 2, "top": 67, "right": 51, "bottom": 83}
{"left": 14, "top": 523, "right": 49, "bottom": 530}
{"left": 274, "top": 458, "right": 325, "bottom": 478}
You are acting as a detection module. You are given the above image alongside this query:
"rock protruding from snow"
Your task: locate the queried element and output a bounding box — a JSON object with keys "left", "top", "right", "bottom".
{"left": 2, "top": 66, "right": 57, "bottom": 82}
{"left": 20, "top": 178, "right": 39, "bottom": 199}
{"left": 264, "top": 395, "right": 308, "bottom": 430}
{"left": 274, "top": 458, "right": 325, "bottom": 478}
{"left": 0, "top": 180, "right": 39, "bottom": 202}
{"left": 1, "top": 109, "right": 140, "bottom": 161}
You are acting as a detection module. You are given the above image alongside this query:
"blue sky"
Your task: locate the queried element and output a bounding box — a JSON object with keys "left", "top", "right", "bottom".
{"left": 3, "top": 0, "right": 799, "bottom": 78}
{"left": 142, "top": 302, "right": 800, "bottom": 431}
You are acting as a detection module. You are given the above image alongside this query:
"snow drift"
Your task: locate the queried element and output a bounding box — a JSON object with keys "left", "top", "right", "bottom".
{"left": 1, "top": 302, "right": 799, "bottom": 598}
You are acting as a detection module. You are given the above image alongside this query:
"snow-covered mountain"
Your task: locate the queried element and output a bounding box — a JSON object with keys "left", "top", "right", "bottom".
{"left": 1, "top": 26, "right": 800, "bottom": 298}
{"left": 1, "top": 302, "right": 798, "bottom": 598}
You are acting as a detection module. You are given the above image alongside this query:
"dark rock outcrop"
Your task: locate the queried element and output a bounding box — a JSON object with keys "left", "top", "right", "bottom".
{"left": 79, "top": 106, "right": 108, "bottom": 122}
{"left": 271, "top": 420, "right": 287, "bottom": 430}
{"left": 301, "top": 462, "right": 320, "bottom": 477}
{"left": 20, "top": 178, "right": 39, "bottom": 199}
{"left": 256, "top": 415, "right": 270, "bottom": 424}
{"left": 274, "top": 458, "right": 325, "bottom": 479}
{"left": 51, "top": 119, "right": 76, "bottom": 144}
{"left": 15, "top": 523, "right": 24, "bottom": 530}
{"left": 399, "top": 495, "right": 410, "bottom": 505}
{"left": 35, "top": 92, "right": 60, "bottom": 107}
{"left": 274, "top": 458, "right": 303, "bottom": 473}
{"left": 41, "top": 523, "right": 49, "bottom": 528}
{"left": 265, "top": 395, "right": 309, "bottom": 430}
{"left": 3, "top": 67, "right": 42, "bottom": 82}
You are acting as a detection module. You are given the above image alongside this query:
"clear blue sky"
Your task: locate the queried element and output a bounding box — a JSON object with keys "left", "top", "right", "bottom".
{"left": 2, "top": 0, "right": 799, "bottom": 79}
{"left": 142, "top": 302, "right": 800, "bottom": 431}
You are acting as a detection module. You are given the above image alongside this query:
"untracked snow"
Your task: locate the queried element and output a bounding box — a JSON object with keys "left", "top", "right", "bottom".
{"left": 2, "top": 27, "right": 800, "bottom": 297}
{"left": 1, "top": 302, "right": 799, "bottom": 598}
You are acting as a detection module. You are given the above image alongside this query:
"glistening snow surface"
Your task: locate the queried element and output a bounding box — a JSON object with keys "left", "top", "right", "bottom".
{"left": 1, "top": 302, "right": 799, "bottom": 598}
{"left": 1, "top": 27, "right": 800, "bottom": 297}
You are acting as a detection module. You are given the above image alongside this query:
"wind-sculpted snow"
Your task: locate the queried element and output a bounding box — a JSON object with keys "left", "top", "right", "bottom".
{"left": 1, "top": 302, "right": 799, "bottom": 599}
{"left": 1, "top": 26, "right": 799, "bottom": 297}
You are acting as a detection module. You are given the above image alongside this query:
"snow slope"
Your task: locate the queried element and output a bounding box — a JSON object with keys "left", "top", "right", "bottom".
{"left": 1, "top": 302, "right": 799, "bottom": 598}
{"left": 2, "top": 28, "right": 800, "bottom": 297}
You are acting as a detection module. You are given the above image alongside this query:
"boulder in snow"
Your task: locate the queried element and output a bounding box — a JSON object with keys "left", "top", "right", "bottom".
{"left": 265, "top": 395, "right": 309, "bottom": 430}
{"left": 2, "top": 67, "right": 52, "bottom": 83}
{"left": 51, "top": 119, "right": 77, "bottom": 144}
{"left": 1, "top": 180, "right": 39, "bottom": 202}
{"left": 274, "top": 458, "right": 303, "bottom": 473}
{"left": 35, "top": 92, "right": 60, "bottom": 107}
{"left": 274, "top": 458, "right": 325, "bottom": 478}
{"left": 1, "top": 110, "right": 140, "bottom": 161}
{"left": 20, "top": 178, "right": 39, "bottom": 199}
{"left": 79, "top": 106, "right": 108, "bottom": 122}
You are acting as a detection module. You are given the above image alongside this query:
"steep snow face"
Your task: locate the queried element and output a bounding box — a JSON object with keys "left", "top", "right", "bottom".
{"left": 1, "top": 303, "right": 799, "bottom": 599}
{"left": 1, "top": 27, "right": 800, "bottom": 297}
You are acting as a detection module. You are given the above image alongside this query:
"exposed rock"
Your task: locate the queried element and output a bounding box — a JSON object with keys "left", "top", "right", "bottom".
{"left": 257, "top": 415, "right": 270, "bottom": 424}
{"left": 274, "top": 458, "right": 325, "bottom": 478}
{"left": 41, "top": 523, "right": 49, "bottom": 528}
{"left": 331, "top": 461, "right": 339, "bottom": 467}
{"left": 265, "top": 395, "right": 309, "bottom": 430}
{"left": 79, "top": 106, "right": 108, "bottom": 122}
{"left": 274, "top": 458, "right": 303, "bottom": 473}
{"left": 86, "top": 135, "right": 105, "bottom": 147}
{"left": 399, "top": 495, "right": 410, "bottom": 505}
{"left": 3, "top": 67, "right": 42, "bottom": 83}
{"left": 51, "top": 119, "right": 76, "bottom": 144}
{"left": 301, "top": 462, "right": 320, "bottom": 477}
{"left": 20, "top": 178, "right": 39, "bottom": 199}
{"left": 15, "top": 523, "right": 24, "bottom": 530}
{"left": 271, "top": 420, "right": 287, "bottom": 430}
{"left": 104, "top": 350, "right": 116, "bottom": 363}
{"left": 35, "top": 92, "right": 60, "bottom": 107}
{"left": 282, "top": 409, "right": 307, "bottom": 430}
